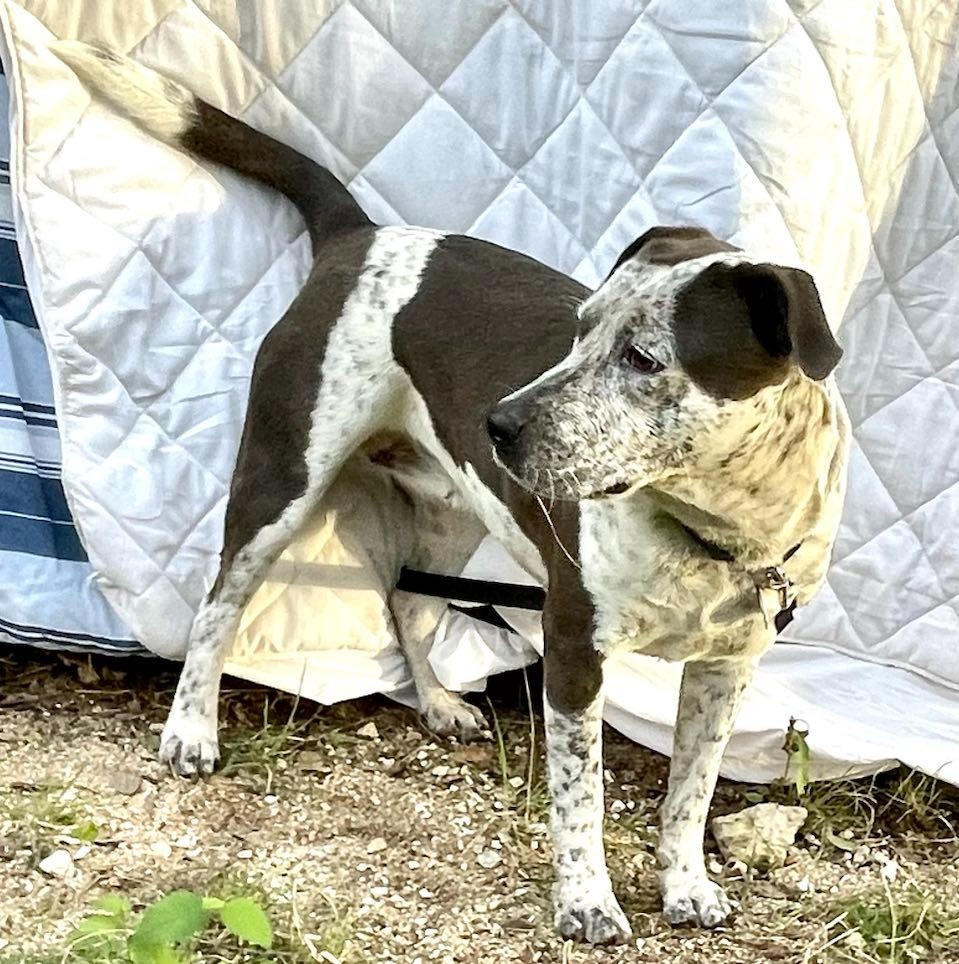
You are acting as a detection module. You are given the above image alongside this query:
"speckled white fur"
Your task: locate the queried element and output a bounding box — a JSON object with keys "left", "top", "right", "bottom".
{"left": 545, "top": 693, "right": 632, "bottom": 944}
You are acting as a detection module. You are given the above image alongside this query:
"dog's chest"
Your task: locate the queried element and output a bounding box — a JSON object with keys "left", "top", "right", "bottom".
{"left": 579, "top": 500, "right": 769, "bottom": 662}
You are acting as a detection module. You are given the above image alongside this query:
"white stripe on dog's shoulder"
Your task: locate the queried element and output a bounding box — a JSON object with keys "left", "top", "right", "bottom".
{"left": 303, "top": 226, "right": 444, "bottom": 491}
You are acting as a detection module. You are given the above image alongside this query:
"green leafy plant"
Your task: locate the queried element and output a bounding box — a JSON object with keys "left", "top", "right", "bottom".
{"left": 66, "top": 889, "right": 273, "bottom": 962}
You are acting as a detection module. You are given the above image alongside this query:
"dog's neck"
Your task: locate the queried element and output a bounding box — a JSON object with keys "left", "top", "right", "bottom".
{"left": 646, "top": 375, "right": 844, "bottom": 567}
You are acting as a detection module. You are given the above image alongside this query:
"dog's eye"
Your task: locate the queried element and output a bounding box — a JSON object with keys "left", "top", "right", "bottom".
{"left": 622, "top": 344, "right": 664, "bottom": 375}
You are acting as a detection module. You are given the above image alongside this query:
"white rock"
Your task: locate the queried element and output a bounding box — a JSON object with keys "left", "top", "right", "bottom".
{"left": 508, "top": 776, "right": 525, "bottom": 789}
{"left": 477, "top": 849, "right": 502, "bottom": 869}
{"left": 795, "top": 876, "right": 814, "bottom": 893}
{"left": 880, "top": 858, "right": 900, "bottom": 882}
{"left": 357, "top": 722, "right": 380, "bottom": 739}
{"left": 711, "top": 803, "right": 808, "bottom": 869}
{"left": 367, "top": 837, "right": 388, "bottom": 854}
{"left": 38, "top": 849, "right": 74, "bottom": 878}
{"left": 150, "top": 841, "right": 172, "bottom": 858}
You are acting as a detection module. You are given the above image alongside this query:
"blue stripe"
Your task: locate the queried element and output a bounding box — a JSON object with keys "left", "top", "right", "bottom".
{"left": 0, "top": 511, "right": 87, "bottom": 561}
{"left": 0, "top": 616, "right": 144, "bottom": 651}
{"left": 0, "top": 467, "right": 72, "bottom": 521}
{"left": 0, "top": 619, "right": 140, "bottom": 649}
{"left": 0, "top": 284, "right": 37, "bottom": 328}
{"left": 0, "top": 452, "right": 60, "bottom": 471}
{"left": 0, "top": 239, "right": 26, "bottom": 286}
{"left": 0, "top": 408, "right": 56, "bottom": 428}
{"left": 0, "top": 393, "right": 55, "bottom": 414}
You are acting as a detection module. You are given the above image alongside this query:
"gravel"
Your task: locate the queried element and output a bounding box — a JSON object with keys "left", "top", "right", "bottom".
{"left": 1, "top": 646, "right": 957, "bottom": 963}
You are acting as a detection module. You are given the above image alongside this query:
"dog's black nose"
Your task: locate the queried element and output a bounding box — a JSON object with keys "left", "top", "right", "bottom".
{"left": 487, "top": 406, "right": 525, "bottom": 448}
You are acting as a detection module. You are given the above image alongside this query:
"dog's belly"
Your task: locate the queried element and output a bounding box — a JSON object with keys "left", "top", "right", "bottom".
{"left": 386, "top": 378, "right": 549, "bottom": 584}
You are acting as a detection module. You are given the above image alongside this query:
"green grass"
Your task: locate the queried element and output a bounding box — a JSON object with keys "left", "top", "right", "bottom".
{"left": 217, "top": 691, "right": 370, "bottom": 794}
{"left": 743, "top": 765, "right": 959, "bottom": 853}
{"left": 824, "top": 881, "right": 959, "bottom": 962}
{"left": 486, "top": 671, "right": 552, "bottom": 829}
{"left": 0, "top": 783, "right": 91, "bottom": 867}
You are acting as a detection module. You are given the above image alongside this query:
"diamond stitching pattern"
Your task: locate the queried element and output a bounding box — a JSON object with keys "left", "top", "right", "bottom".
{"left": 2, "top": 0, "right": 957, "bottom": 692}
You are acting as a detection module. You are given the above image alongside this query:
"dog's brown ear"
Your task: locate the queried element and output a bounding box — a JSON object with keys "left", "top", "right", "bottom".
{"left": 727, "top": 262, "right": 842, "bottom": 381}
{"left": 675, "top": 261, "right": 842, "bottom": 396}
{"left": 608, "top": 225, "right": 740, "bottom": 277}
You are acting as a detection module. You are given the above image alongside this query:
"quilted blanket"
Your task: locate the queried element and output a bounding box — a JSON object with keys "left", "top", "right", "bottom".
{"left": 0, "top": 63, "right": 137, "bottom": 654}
{"left": 2, "top": 0, "right": 957, "bottom": 784}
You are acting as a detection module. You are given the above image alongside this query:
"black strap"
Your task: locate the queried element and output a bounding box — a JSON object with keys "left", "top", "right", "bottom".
{"left": 783, "top": 542, "right": 801, "bottom": 563}
{"left": 396, "top": 567, "right": 546, "bottom": 611}
{"left": 775, "top": 599, "right": 797, "bottom": 633}
{"left": 398, "top": 538, "right": 802, "bottom": 632}
{"left": 679, "top": 523, "right": 736, "bottom": 562}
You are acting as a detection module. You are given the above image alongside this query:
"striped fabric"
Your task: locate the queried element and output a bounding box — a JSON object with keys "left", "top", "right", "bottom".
{"left": 0, "top": 66, "right": 140, "bottom": 655}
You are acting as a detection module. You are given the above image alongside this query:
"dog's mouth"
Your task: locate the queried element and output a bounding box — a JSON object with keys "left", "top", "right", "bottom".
{"left": 586, "top": 480, "right": 634, "bottom": 500}
{"left": 492, "top": 444, "right": 635, "bottom": 502}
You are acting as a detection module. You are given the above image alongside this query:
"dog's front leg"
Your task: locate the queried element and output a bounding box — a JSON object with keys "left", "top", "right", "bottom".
{"left": 657, "top": 656, "right": 755, "bottom": 927}
{"left": 543, "top": 584, "right": 631, "bottom": 945}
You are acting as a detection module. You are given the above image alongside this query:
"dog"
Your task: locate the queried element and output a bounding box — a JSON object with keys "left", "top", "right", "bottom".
{"left": 53, "top": 41, "right": 849, "bottom": 945}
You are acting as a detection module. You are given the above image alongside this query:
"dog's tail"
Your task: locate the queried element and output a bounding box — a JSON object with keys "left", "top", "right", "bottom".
{"left": 50, "top": 41, "right": 371, "bottom": 247}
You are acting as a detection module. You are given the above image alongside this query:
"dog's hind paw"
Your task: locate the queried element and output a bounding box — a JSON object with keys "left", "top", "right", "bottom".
{"left": 159, "top": 715, "right": 219, "bottom": 778}
{"left": 661, "top": 875, "right": 733, "bottom": 928}
{"left": 420, "top": 690, "right": 491, "bottom": 742}
{"left": 555, "top": 894, "right": 632, "bottom": 945}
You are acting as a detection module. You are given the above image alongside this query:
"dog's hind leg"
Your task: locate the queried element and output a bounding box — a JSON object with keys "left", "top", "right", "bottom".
{"left": 657, "top": 656, "right": 755, "bottom": 927}
{"left": 158, "top": 227, "right": 441, "bottom": 777}
{"left": 159, "top": 381, "right": 393, "bottom": 777}
{"left": 388, "top": 490, "right": 490, "bottom": 741}
{"left": 391, "top": 591, "right": 491, "bottom": 741}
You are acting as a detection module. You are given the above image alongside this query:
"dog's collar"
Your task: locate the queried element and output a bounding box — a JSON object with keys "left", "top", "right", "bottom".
{"left": 679, "top": 521, "right": 801, "bottom": 567}
{"left": 678, "top": 522, "right": 736, "bottom": 563}
{"left": 680, "top": 521, "right": 801, "bottom": 632}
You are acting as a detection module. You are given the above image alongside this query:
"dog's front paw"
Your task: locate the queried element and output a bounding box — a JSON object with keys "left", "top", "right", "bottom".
{"left": 661, "top": 873, "right": 733, "bottom": 928}
{"left": 555, "top": 892, "right": 632, "bottom": 945}
{"left": 420, "top": 690, "right": 491, "bottom": 742}
{"left": 159, "top": 712, "right": 219, "bottom": 778}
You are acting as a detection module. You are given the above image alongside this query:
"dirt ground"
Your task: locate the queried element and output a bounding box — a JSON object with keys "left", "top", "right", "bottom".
{"left": 0, "top": 645, "right": 957, "bottom": 964}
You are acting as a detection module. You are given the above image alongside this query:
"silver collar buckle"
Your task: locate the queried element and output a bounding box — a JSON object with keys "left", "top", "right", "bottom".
{"left": 754, "top": 565, "right": 794, "bottom": 628}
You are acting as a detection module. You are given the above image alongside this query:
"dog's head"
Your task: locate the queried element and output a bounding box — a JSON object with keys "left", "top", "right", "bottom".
{"left": 487, "top": 226, "right": 842, "bottom": 500}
